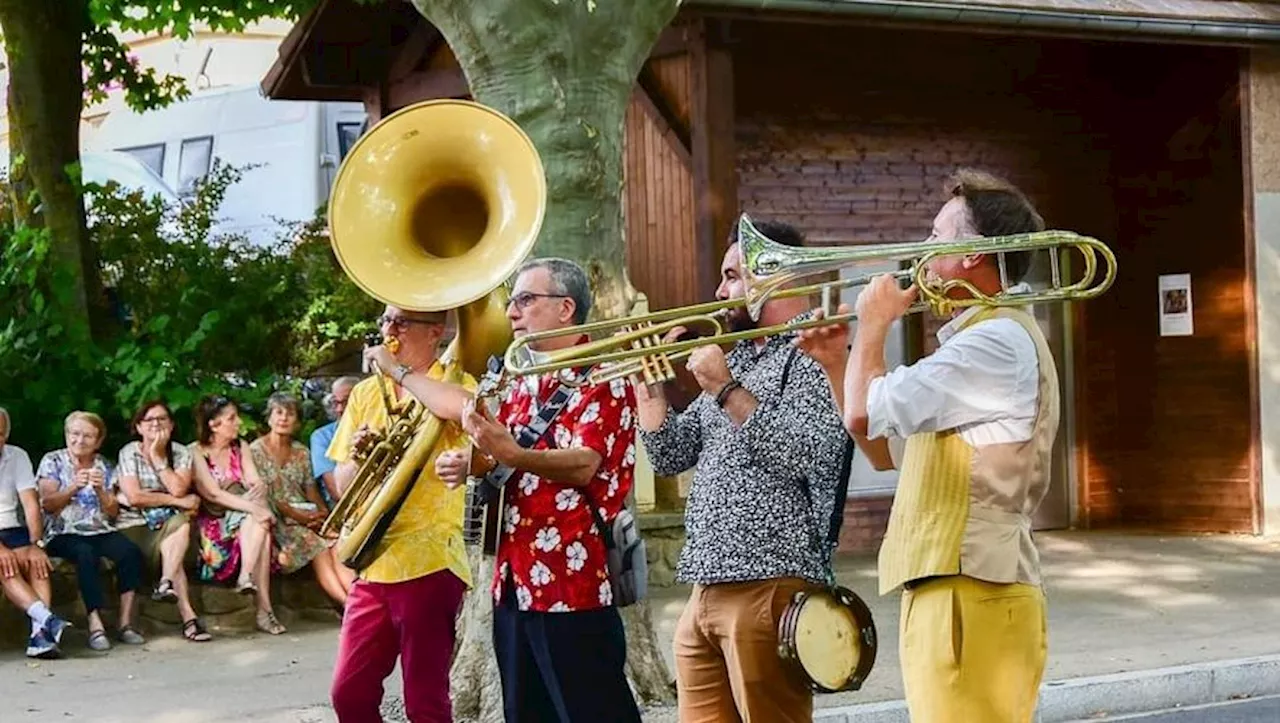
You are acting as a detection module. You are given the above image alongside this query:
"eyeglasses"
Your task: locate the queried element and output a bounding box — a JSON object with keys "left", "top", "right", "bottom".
{"left": 378, "top": 315, "right": 441, "bottom": 330}
{"left": 507, "top": 292, "right": 569, "bottom": 310}
{"left": 141, "top": 415, "right": 170, "bottom": 424}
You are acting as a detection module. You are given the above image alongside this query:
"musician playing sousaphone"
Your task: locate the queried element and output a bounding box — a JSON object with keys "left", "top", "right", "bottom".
{"left": 326, "top": 305, "right": 476, "bottom": 722}
{"left": 636, "top": 220, "right": 852, "bottom": 723}
{"left": 797, "top": 168, "right": 1060, "bottom": 723}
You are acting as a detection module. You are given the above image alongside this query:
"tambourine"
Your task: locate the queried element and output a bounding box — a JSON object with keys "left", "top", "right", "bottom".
{"left": 777, "top": 584, "right": 877, "bottom": 694}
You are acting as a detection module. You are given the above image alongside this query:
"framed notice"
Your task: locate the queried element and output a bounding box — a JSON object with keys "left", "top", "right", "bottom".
{"left": 1158, "top": 273, "right": 1193, "bottom": 337}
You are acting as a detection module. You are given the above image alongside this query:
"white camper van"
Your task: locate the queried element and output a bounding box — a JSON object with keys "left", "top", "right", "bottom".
{"left": 85, "top": 84, "right": 366, "bottom": 246}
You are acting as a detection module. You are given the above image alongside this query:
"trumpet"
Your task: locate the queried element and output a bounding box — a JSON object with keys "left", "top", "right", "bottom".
{"left": 503, "top": 214, "right": 1116, "bottom": 387}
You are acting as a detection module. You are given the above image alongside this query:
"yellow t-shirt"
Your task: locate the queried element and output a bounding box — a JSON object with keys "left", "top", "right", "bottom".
{"left": 326, "top": 361, "right": 476, "bottom": 587}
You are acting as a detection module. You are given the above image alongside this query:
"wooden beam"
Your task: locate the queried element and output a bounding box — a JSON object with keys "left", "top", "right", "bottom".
{"left": 363, "top": 84, "right": 387, "bottom": 124}
{"left": 386, "top": 67, "right": 470, "bottom": 109}
{"left": 689, "top": 18, "right": 738, "bottom": 300}
{"left": 1240, "top": 50, "right": 1262, "bottom": 535}
{"left": 635, "top": 67, "right": 692, "bottom": 164}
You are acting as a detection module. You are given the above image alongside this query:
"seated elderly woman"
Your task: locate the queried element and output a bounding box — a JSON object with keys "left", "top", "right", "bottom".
{"left": 250, "top": 392, "right": 353, "bottom": 606}
{"left": 0, "top": 407, "right": 69, "bottom": 659}
{"left": 37, "top": 411, "right": 146, "bottom": 652}
{"left": 114, "top": 399, "right": 211, "bottom": 642}
{"left": 189, "top": 394, "right": 285, "bottom": 635}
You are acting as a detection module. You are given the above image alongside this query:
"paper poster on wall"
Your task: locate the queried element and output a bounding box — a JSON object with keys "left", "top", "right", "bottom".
{"left": 1158, "top": 273, "right": 1193, "bottom": 337}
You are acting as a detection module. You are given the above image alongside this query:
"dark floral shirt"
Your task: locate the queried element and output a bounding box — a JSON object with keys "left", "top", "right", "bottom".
{"left": 639, "top": 311, "right": 849, "bottom": 586}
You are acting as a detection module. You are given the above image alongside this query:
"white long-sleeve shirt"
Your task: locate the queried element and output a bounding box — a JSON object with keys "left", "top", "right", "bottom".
{"left": 866, "top": 305, "right": 1041, "bottom": 455}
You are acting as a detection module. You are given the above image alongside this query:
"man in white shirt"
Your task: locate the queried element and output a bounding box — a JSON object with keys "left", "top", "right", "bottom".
{"left": 0, "top": 407, "right": 70, "bottom": 658}
{"left": 797, "top": 168, "right": 1059, "bottom": 723}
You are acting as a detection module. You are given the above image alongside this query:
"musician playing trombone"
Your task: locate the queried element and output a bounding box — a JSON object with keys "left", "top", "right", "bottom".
{"left": 796, "top": 168, "right": 1060, "bottom": 723}
{"left": 436, "top": 257, "right": 643, "bottom": 723}
{"left": 636, "top": 222, "right": 850, "bottom": 723}
{"left": 326, "top": 306, "right": 476, "bottom": 723}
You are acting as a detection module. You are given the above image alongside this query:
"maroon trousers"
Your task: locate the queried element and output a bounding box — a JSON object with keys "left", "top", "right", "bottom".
{"left": 330, "top": 570, "right": 466, "bottom": 723}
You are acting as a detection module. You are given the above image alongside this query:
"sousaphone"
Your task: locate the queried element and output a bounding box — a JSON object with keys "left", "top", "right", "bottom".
{"left": 321, "top": 99, "right": 546, "bottom": 569}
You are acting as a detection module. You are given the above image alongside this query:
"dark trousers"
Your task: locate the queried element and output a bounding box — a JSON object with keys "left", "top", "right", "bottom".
{"left": 46, "top": 532, "right": 142, "bottom": 614}
{"left": 493, "top": 586, "right": 642, "bottom": 723}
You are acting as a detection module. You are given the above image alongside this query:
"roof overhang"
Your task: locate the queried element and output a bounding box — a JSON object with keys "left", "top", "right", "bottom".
{"left": 691, "top": 0, "right": 1280, "bottom": 45}
{"left": 261, "top": 0, "right": 427, "bottom": 101}
{"left": 263, "top": 0, "right": 1280, "bottom": 104}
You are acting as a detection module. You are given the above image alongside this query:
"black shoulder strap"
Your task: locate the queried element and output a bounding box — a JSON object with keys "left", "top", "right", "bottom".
{"left": 781, "top": 345, "right": 856, "bottom": 559}
{"left": 482, "top": 357, "right": 578, "bottom": 489}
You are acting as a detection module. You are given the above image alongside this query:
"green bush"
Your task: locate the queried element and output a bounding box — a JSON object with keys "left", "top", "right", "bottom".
{"left": 0, "top": 163, "right": 382, "bottom": 457}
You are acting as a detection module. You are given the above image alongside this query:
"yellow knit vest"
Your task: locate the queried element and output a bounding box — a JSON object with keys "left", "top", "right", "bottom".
{"left": 877, "top": 307, "right": 1050, "bottom": 596}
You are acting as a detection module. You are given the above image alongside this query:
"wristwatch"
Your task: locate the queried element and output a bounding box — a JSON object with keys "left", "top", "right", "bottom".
{"left": 34, "top": 539, "right": 46, "bottom": 550}
{"left": 393, "top": 364, "right": 413, "bottom": 385}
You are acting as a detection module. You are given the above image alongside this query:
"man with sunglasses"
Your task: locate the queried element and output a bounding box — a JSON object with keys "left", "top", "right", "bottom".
{"left": 434, "top": 257, "right": 643, "bottom": 723}
{"left": 326, "top": 305, "right": 476, "bottom": 723}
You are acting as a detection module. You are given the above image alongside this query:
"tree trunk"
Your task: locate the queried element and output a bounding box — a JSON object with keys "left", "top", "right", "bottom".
{"left": 410, "top": 1, "right": 683, "bottom": 719}
{"left": 0, "top": 0, "right": 102, "bottom": 342}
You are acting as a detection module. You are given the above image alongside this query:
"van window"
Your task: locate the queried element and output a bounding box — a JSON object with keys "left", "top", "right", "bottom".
{"left": 338, "top": 121, "right": 365, "bottom": 161}
{"left": 120, "top": 144, "right": 166, "bottom": 178}
{"left": 179, "top": 136, "right": 214, "bottom": 196}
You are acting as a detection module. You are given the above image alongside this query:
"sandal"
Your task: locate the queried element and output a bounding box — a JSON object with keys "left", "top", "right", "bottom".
{"left": 152, "top": 579, "right": 178, "bottom": 603}
{"left": 182, "top": 617, "right": 212, "bottom": 642}
{"left": 256, "top": 610, "right": 286, "bottom": 636}
{"left": 236, "top": 573, "right": 257, "bottom": 596}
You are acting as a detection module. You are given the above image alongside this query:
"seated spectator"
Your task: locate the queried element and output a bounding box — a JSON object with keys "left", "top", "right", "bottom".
{"left": 310, "top": 376, "right": 359, "bottom": 508}
{"left": 190, "top": 395, "right": 285, "bottom": 635}
{"left": 115, "top": 400, "right": 211, "bottom": 642}
{"left": 251, "top": 392, "right": 354, "bottom": 606}
{"left": 37, "top": 411, "right": 146, "bottom": 652}
{"left": 0, "top": 407, "right": 69, "bottom": 658}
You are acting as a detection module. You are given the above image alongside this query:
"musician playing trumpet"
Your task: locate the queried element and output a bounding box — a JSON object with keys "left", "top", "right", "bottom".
{"left": 796, "top": 168, "right": 1060, "bottom": 723}
{"left": 326, "top": 305, "right": 476, "bottom": 723}
{"left": 636, "top": 222, "right": 850, "bottom": 723}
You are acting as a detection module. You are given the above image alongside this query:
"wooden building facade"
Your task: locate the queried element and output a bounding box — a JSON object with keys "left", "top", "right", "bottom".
{"left": 262, "top": 0, "right": 1280, "bottom": 552}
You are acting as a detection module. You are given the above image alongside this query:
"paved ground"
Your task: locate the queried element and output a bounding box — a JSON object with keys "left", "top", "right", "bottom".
{"left": 3, "top": 530, "right": 1280, "bottom": 722}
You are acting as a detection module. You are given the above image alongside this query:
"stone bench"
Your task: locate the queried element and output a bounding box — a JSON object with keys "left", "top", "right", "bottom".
{"left": 0, "top": 537, "right": 341, "bottom": 652}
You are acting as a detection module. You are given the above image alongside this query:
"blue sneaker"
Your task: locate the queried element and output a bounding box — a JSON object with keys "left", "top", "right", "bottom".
{"left": 42, "top": 615, "right": 69, "bottom": 646}
{"left": 25, "top": 629, "right": 57, "bottom": 659}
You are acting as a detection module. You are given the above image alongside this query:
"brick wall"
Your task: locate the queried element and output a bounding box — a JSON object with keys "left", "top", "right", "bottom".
{"left": 838, "top": 496, "right": 893, "bottom": 554}
{"left": 722, "top": 19, "right": 1252, "bottom": 536}
{"left": 726, "top": 21, "right": 1115, "bottom": 547}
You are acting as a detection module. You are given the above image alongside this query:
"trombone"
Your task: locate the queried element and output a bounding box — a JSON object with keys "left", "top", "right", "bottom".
{"left": 504, "top": 214, "right": 1117, "bottom": 386}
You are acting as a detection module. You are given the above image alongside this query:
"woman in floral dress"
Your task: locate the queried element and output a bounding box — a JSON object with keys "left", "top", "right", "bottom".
{"left": 249, "top": 392, "right": 353, "bottom": 606}
{"left": 189, "top": 395, "right": 286, "bottom": 635}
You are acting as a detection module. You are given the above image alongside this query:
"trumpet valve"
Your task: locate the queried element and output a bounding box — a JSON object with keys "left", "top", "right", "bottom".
{"left": 622, "top": 323, "right": 676, "bottom": 385}
{"left": 352, "top": 431, "right": 384, "bottom": 463}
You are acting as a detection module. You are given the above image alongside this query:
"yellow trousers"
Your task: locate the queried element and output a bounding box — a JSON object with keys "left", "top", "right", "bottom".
{"left": 899, "top": 575, "right": 1047, "bottom": 723}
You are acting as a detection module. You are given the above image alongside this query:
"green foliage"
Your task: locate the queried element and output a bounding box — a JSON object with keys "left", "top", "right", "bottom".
{"left": 0, "top": 165, "right": 380, "bottom": 458}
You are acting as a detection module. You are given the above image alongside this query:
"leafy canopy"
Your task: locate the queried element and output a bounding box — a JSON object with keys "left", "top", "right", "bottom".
{"left": 82, "top": 0, "right": 323, "bottom": 111}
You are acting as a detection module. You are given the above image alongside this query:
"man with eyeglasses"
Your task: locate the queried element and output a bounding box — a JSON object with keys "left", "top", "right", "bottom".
{"left": 309, "top": 375, "right": 360, "bottom": 508}
{"left": 433, "top": 257, "right": 643, "bottom": 723}
{"left": 326, "top": 305, "right": 476, "bottom": 723}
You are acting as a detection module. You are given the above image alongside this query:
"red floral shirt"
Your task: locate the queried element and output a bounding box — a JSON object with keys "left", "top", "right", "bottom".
{"left": 492, "top": 373, "right": 637, "bottom": 613}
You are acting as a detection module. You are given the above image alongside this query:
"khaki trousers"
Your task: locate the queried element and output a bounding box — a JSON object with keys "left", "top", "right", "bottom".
{"left": 900, "top": 575, "right": 1047, "bottom": 723}
{"left": 674, "top": 578, "right": 811, "bottom": 723}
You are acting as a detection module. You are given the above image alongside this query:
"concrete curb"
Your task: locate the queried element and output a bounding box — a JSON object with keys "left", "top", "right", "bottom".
{"left": 813, "top": 653, "right": 1280, "bottom": 722}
